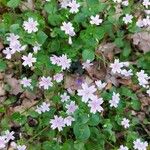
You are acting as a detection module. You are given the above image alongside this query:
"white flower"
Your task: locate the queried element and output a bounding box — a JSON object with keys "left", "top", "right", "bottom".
{"left": 123, "top": 14, "right": 133, "bottom": 24}
{"left": 109, "top": 92, "right": 120, "bottom": 108}
{"left": 133, "top": 139, "right": 148, "bottom": 150}
{"left": 68, "top": 0, "right": 80, "bottom": 13}
{"left": 90, "top": 15, "right": 103, "bottom": 25}
{"left": 50, "top": 55, "right": 60, "bottom": 65}
{"left": 121, "top": 118, "right": 130, "bottom": 128}
{"left": 65, "top": 101, "right": 78, "bottom": 114}
{"left": 143, "top": 0, "right": 150, "bottom": 8}
{"left": 142, "top": 16, "right": 150, "bottom": 26}
{"left": 17, "top": 145, "right": 26, "bottom": 150}
{"left": 77, "top": 83, "right": 97, "bottom": 103}
{"left": 23, "top": 18, "right": 38, "bottom": 33}
{"left": 59, "top": 54, "right": 71, "bottom": 70}
{"left": 122, "top": 0, "right": 129, "bottom": 6}
{"left": 4, "top": 130, "right": 15, "bottom": 142}
{"left": 110, "top": 59, "right": 124, "bottom": 74}
{"left": 121, "top": 69, "right": 133, "bottom": 77}
{"left": 33, "top": 43, "right": 41, "bottom": 53}
{"left": 147, "top": 89, "right": 150, "bottom": 96}
{"left": 20, "top": 77, "right": 32, "bottom": 88}
{"left": 113, "top": 0, "right": 122, "bottom": 3}
{"left": 136, "top": 19, "right": 144, "bottom": 28}
{"left": 88, "top": 96, "right": 104, "bottom": 114}
{"left": 60, "top": 0, "right": 70, "bottom": 9}
{"left": 61, "top": 22, "right": 75, "bottom": 36}
{"left": 68, "top": 36, "right": 73, "bottom": 45}
{"left": 9, "top": 41, "right": 26, "bottom": 53}
{"left": 95, "top": 80, "right": 107, "bottom": 90}
{"left": 64, "top": 116, "right": 75, "bottom": 126}
{"left": 3, "top": 47, "right": 14, "bottom": 59}
{"left": 53, "top": 73, "right": 63, "bottom": 83}
{"left": 36, "top": 102, "right": 50, "bottom": 114}
{"left": 136, "top": 70, "right": 149, "bottom": 88}
{"left": 118, "top": 145, "right": 129, "bottom": 150}
{"left": 82, "top": 60, "right": 93, "bottom": 69}
{"left": 50, "top": 115, "right": 65, "bottom": 131}
{"left": 22, "top": 53, "right": 36, "bottom": 67}
{"left": 0, "top": 136, "right": 6, "bottom": 149}
{"left": 6, "top": 33, "right": 19, "bottom": 42}
{"left": 39, "top": 76, "right": 53, "bottom": 90}
{"left": 60, "top": 92, "right": 70, "bottom": 102}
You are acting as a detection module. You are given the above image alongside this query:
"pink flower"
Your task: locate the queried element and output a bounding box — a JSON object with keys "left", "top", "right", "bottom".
{"left": 6, "top": 33, "right": 20, "bottom": 43}
{"left": 22, "top": 53, "right": 36, "bottom": 67}
{"left": 118, "top": 145, "right": 129, "bottom": 150}
{"left": 123, "top": 14, "right": 133, "bottom": 24}
{"left": 50, "top": 115, "right": 65, "bottom": 131}
{"left": 90, "top": 15, "right": 103, "bottom": 25}
{"left": 109, "top": 92, "right": 120, "bottom": 108}
{"left": 77, "top": 83, "right": 97, "bottom": 103}
{"left": 23, "top": 18, "right": 38, "bottom": 33}
{"left": 59, "top": 54, "right": 71, "bottom": 70}
{"left": 53, "top": 73, "right": 63, "bottom": 83}
{"left": 64, "top": 116, "right": 75, "bottom": 126}
{"left": 36, "top": 102, "right": 50, "bottom": 114}
{"left": 110, "top": 59, "right": 123, "bottom": 74}
{"left": 65, "top": 101, "right": 78, "bottom": 114}
{"left": 4, "top": 130, "right": 15, "bottom": 142}
{"left": 3, "top": 47, "right": 14, "bottom": 59}
{"left": 88, "top": 96, "right": 104, "bottom": 114}
{"left": 60, "top": 92, "right": 70, "bottom": 102}
{"left": 39, "top": 76, "right": 53, "bottom": 90}
{"left": 133, "top": 139, "right": 148, "bottom": 150}
{"left": 68, "top": 0, "right": 80, "bottom": 13}
{"left": 82, "top": 60, "right": 93, "bottom": 69}
{"left": 95, "top": 80, "right": 107, "bottom": 90}
{"left": 50, "top": 55, "right": 60, "bottom": 65}
{"left": 0, "top": 136, "right": 6, "bottom": 149}
{"left": 20, "top": 77, "right": 32, "bottom": 88}
{"left": 17, "top": 145, "right": 26, "bottom": 150}
{"left": 61, "top": 22, "right": 75, "bottom": 36}
{"left": 121, "top": 118, "right": 130, "bottom": 129}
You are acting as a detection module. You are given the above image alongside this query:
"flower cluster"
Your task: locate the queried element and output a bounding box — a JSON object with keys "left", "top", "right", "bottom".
{"left": 35, "top": 102, "right": 50, "bottom": 114}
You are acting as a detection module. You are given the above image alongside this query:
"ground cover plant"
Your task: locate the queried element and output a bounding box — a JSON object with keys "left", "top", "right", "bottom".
{"left": 0, "top": 0, "right": 150, "bottom": 150}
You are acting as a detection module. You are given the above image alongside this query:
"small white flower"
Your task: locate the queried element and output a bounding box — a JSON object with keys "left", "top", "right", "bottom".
{"left": 50, "top": 115, "right": 65, "bottom": 131}
{"left": 110, "top": 59, "right": 124, "bottom": 74}
{"left": 39, "top": 76, "right": 53, "bottom": 90}
{"left": 59, "top": 54, "right": 71, "bottom": 70}
{"left": 77, "top": 83, "right": 97, "bottom": 103}
{"left": 65, "top": 101, "right": 78, "bottom": 114}
{"left": 109, "top": 92, "right": 120, "bottom": 108}
{"left": 121, "top": 69, "right": 133, "bottom": 77}
{"left": 20, "top": 77, "right": 32, "bottom": 88}
{"left": 60, "top": 92, "right": 70, "bottom": 102}
{"left": 3, "top": 47, "right": 14, "bottom": 59}
{"left": 22, "top": 53, "right": 36, "bottom": 67}
{"left": 9, "top": 41, "right": 26, "bottom": 53}
{"left": 122, "top": 0, "right": 129, "bottom": 6}
{"left": 82, "top": 60, "right": 93, "bottom": 69}
{"left": 136, "top": 19, "right": 144, "bottom": 28}
{"left": 7, "top": 33, "right": 20, "bottom": 43}
{"left": 88, "top": 96, "right": 104, "bottom": 114}
{"left": 121, "top": 118, "right": 130, "bottom": 128}
{"left": 0, "top": 136, "right": 6, "bottom": 149}
{"left": 4, "top": 130, "right": 15, "bottom": 142}
{"left": 90, "top": 15, "right": 103, "bottom": 25}
{"left": 53, "top": 73, "right": 64, "bottom": 83}
{"left": 61, "top": 22, "right": 75, "bottom": 36}
{"left": 50, "top": 55, "right": 60, "bottom": 65}
{"left": 33, "top": 43, "right": 41, "bottom": 53}
{"left": 133, "top": 139, "right": 148, "bottom": 150}
{"left": 143, "top": 0, "right": 150, "bottom": 8}
{"left": 147, "top": 89, "right": 150, "bottom": 96}
{"left": 95, "top": 80, "right": 107, "bottom": 90}
{"left": 36, "top": 102, "right": 50, "bottom": 114}
{"left": 123, "top": 14, "right": 133, "bottom": 24}
{"left": 23, "top": 18, "right": 38, "bottom": 33}
{"left": 113, "top": 0, "right": 122, "bottom": 3}
{"left": 118, "top": 145, "right": 129, "bottom": 150}
{"left": 68, "top": 0, "right": 80, "bottom": 14}
{"left": 17, "top": 145, "right": 26, "bottom": 150}
{"left": 64, "top": 116, "right": 75, "bottom": 126}
{"left": 60, "top": 0, "right": 70, "bottom": 9}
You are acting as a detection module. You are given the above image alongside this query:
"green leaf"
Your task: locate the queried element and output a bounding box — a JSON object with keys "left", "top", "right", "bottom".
{"left": 36, "top": 31, "right": 48, "bottom": 44}
{"left": 7, "top": 0, "right": 21, "bottom": 8}
{"left": 131, "top": 99, "right": 141, "bottom": 111}
{"left": 88, "top": 114, "right": 101, "bottom": 126}
{"left": 73, "top": 123, "right": 90, "bottom": 141}
{"left": 74, "top": 141, "right": 85, "bottom": 150}
{"left": 82, "top": 49, "right": 95, "bottom": 61}
{"left": 44, "top": 1, "right": 57, "bottom": 14}
{"left": 0, "top": 59, "right": 7, "bottom": 72}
